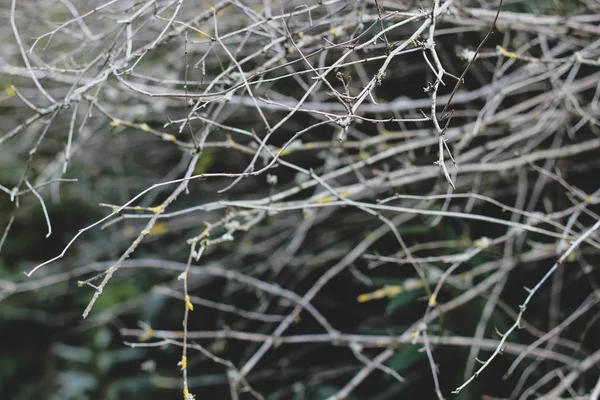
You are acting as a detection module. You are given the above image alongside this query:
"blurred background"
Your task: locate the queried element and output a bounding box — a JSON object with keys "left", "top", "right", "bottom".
{"left": 1, "top": 0, "right": 600, "bottom": 399}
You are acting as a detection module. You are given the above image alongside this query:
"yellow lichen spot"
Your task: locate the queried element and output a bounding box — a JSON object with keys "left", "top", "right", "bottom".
{"left": 340, "top": 191, "right": 352, "bottom": 198}
{"left": 328, "top": 27, "right": 337, "bottom": 36}
{"left": 139, "top": 322, "right": 154, "bottom": 341}
{"left": 367, "top": 232, "right": 378, "bottom": 243}
{"left": 112, "top": 206, "right": 119, "bottom": 212}
{"left": 567, "top": 252, "right": 576, "bottom": 263}
{"left": 315, "top": 196, "right": 333, "bottom": 204}
{"left": 134, "top": 206, "right": 142, "bottom": 210}
{"left": 298, "top": 31, "right": 304, "bottom": 38}
{"left": 359, "top": 151, "right": 370, "bottom": 160}
{"left": 357, "top": 293, "right": 371, "bottom": 303}
{"left": 383, "top": 285, "right": 402, "bottom": 297}
{"left": 179, "top": 356, "right": 187, "bottom": 370}
{"left": 584, "top": 194, "right": 593, "bottom": 203}
{"left": 185, "top": 295, "right": 194, "bottom": 311}
{"left": 226, "top": 137, "right": 236, "bottom": 146}
{"left": 410, "top": 331, "right": 418, "bottom": 339}
{"left": 304, "top": 142, "right": 314, "bottom": 148}
{"left": 403, "top": 278, "right": 423, "bottom": 290}
{"left": 109, "top": 118, "right": 122, "bottom": 128}
{"left": 148, "top": 205, "right": 164, "bottom": 214}
{"left": 357, "top": 288, "right": 389, "bottom": 303}
{"left": 4, "top": 86, "right": 16, "bottom": 97}
{"left": 428, "top": 294, "right": 437, "bottom": 307}
{"left": 497, "top": 45, "right": 517, "bottom": 59}
{"left": 162, "top": 133, "right": 176, "bottom": 142}
{"left": 474, "top": 237, "right": 490, "bottom": 249}
{"left": 139, "top": 123, "right": 150, "bottom": 132}
{"left": 141, "top": 229, "right": 151, "bottom": 236}
{"left": 150, "top": 222, "right": 168, "bottom": 235}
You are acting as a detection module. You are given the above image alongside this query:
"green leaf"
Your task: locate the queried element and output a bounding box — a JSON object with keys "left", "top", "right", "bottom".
{"left": 385, "top": 289, "right": 422, "bottom": 315}
{"left": 369, "top": 276, "right": 406, "bottom": 286}
{"left": 396, "top": 224, "right": 430, "bottom": 235}
{"left": 386, "top": 345, "right": 424, "bottom": 374}
{"left": 312, "top": 385, "right": 359, "bottom": 400}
